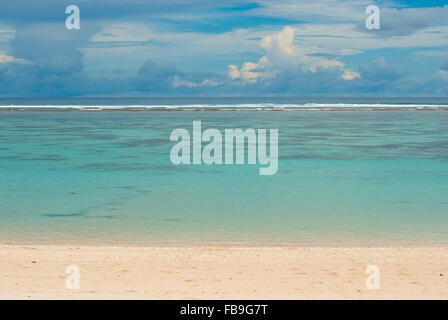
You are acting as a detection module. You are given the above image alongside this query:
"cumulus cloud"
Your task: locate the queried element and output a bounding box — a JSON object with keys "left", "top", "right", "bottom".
{"left": 342, "top": 70, "right": 361, "bottom": 80}
{"left": 0, "top": 1, "right": 447, "bottom": 97}
{"left": 259, "top": 26, "right": 296, "bottom": 58}
{"left": 228, "top": 56, "right": 270, "bottom": 83}
{"left": 228, "top": 26, "right": 360, "bottom": 83}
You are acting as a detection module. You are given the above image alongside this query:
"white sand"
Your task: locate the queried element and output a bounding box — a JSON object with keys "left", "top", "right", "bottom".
{"left": 0, "top": 245, "right": 447, "bottom": 299}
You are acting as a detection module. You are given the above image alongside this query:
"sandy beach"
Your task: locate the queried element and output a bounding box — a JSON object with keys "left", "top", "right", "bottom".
{"left": 0, "top": 245, "right": 446, "bottom": 299}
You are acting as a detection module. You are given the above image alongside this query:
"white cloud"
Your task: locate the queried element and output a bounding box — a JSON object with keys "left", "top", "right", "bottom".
{"left": 260, "top": 26, "right": 296, "bottom": 57}
{"left": 228, "top": 56, "right": 270, "bottom": 83}
{"left": 0, "top": 54, "right": 32, "bottom": 65}
{"left": 342, "top": 70, "right": 361, "bottom": 80}
{"left": 84, "top": 23, "right": 272, "bottom": 77}
{"left": 228, "top": 26, "right": 360, "bottom": 82}
{"left": 228, "top": 64, "right": 240, "bottom": 79}
{"left": 81, "top": 2, "right": 448, "bottom": 81}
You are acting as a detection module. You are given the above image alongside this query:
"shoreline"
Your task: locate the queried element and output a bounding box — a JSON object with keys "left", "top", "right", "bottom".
{"left": 2, "top": 240, "right": 448, "bottom": 248}
{"left": 1, "top": 245, "right": 446, "bottom": 299}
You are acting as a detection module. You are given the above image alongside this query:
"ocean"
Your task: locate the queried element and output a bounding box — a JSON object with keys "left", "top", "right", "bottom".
{"left": 0, "top": 97, "right": 447, "bottom": 246}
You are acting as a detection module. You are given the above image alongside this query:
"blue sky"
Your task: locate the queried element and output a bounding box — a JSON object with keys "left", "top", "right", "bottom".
{"left": 0, "top": 0, "right": 447, "bottom": 96}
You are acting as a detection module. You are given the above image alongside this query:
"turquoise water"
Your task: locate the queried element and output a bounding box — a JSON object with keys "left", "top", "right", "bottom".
{"left": 0, "top": 110, "right": 447, "bottom": 246}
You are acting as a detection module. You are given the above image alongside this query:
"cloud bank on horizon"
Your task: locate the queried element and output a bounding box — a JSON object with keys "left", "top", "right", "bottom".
{"left": 0, "top": 0, "right": 447, "bottom": 97}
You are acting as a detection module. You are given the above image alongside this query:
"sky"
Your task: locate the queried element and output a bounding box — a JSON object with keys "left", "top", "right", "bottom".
{"left": 0, "top": 0, "right": 447, "bottom": 97}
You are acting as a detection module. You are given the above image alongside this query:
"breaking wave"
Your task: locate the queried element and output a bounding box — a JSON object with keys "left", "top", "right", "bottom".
{"left": 1, "top": 103, "right": 448, "bottom": 111}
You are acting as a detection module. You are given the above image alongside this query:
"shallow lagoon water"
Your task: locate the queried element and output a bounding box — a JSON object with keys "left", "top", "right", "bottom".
{"left": 0, "top": 110, "right": 447, "bottom": 246}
